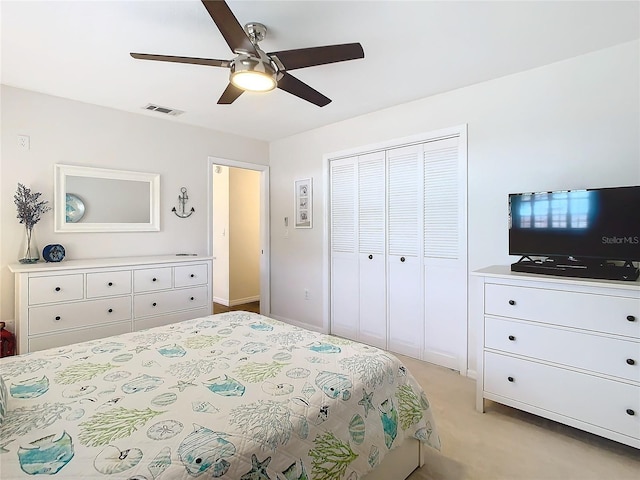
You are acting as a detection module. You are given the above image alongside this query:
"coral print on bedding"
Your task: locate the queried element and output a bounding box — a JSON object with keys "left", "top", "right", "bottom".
{"left": 0, "top": 312, "right": 440, "bottom": 479}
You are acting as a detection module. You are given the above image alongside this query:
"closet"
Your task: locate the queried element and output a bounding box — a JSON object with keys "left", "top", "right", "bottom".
{"left": 329, "top": 130, "right": 467, "bottom": 370}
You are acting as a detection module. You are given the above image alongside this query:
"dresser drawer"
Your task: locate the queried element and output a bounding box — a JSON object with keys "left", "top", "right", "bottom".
{"left": 484, "top": 351, "right": 640, "bottom": 440}
{"left": 87, "top": 271, "right": 132, "bottom": 298}
{"left": 133, "top": 267, "right": 172, "bottom": 293}
{"left": 134, "top": 285, "right": 208, "bottom": 318}
{"left": 485, "top": 317, "right": 640, "bottom": 382}
{"left": 174, "top": 263, "right": 208, "bottom": 288}
{"left": 29, "top": 322, "right": 131, "bottom": 352}
{"left": 29, "top": 296, "right": 132, "bottom": 335}
{"left": 28, "top": 274, "right": 84, "bottom": 305}
{"left": 485, "top": 283, "right": 640, "bottom": 338}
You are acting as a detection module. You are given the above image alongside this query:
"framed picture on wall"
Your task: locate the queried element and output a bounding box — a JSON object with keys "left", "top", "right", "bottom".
{"left": 294, "top": 178, "right": 312, "bottom": 228}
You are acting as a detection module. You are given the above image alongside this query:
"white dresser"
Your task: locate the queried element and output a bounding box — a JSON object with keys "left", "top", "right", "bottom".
{"left": 9, "top": 255, "right": 213, "bottom": 354}
{"left": 472, "top": 265, "right": 640, "bottom": 448}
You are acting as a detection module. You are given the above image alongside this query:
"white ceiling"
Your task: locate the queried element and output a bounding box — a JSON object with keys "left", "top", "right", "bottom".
{"left": 2, "top": 1, "right": 638, "bottom": 142}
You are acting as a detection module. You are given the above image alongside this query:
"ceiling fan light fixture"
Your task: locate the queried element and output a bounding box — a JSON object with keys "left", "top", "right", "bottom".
{"left": 230, "top": 55, "right": 276, "bottom": 92}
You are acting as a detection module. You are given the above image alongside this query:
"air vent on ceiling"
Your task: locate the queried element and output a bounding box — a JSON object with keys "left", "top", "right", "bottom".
{"left": 143, "top": 103, "right": 184, "bottom": 116}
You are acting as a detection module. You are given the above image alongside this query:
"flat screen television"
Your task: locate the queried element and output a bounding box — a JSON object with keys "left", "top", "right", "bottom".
{"left": 508, "top": 185, "right": 640, "bottom": 281}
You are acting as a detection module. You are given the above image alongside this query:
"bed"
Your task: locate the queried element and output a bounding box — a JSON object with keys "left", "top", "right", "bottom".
{"left": 0, "top": 311, "right": 440, "bottom": 479}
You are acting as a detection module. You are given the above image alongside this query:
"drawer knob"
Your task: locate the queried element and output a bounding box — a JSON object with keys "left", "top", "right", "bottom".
{"left": 627, "top": 315, "right": 636, "bottom": 322}
{"left": 400, "top": 257, "right": 405, "bottom": 262}
{"left": 508, "top": 335, "right": 516, "bottom": 341}
{"left": 108, "top": 308, "right": 113, "bottom": 313}
{"left": 152, "top": 278, "right": 157, "bottom": 282}
{"left": 152, "top": 302, "right": 157, "bottom": 307}
{"left": 190, "top": 297, "right": 195, "bottom": 301}
{"left": 108, "top": 282, "right": 113, "bottom": 287}
{"left": 508, "top": 300, "right": 516, "bottom": 306}
{"left": 55, "top": 316, "right": 61, "bottom": 321}
{"left": 190, "top": 274, "right": 195, "bottom": 278}
{"left": 626, "top": 409, "right": 635, "bottom": 416}
{"left": 627, "top": 359, "right": 636, "bottom": 365}
{"left": 507, "top": 376, "right": 514, "bottom": 382}
{"left": 368, "top": 254, "right": 373, "bottom": 260}
{"left": 55, "top": 287, "right": 61, "bottom": 292}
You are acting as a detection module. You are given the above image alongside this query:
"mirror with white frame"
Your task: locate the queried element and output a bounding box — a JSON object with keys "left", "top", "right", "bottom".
{"left": 54, "top": 164, "right": 160, "bottom": 232}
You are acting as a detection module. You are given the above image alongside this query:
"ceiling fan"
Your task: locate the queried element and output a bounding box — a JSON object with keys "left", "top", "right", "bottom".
{"left": 130, "top": 0, "right": 364, "bottom": 107}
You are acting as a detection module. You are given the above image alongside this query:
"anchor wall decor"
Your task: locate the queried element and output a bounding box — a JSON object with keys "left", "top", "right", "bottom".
{"left": 172, "top": 187, "right": 195, "bottom": 218}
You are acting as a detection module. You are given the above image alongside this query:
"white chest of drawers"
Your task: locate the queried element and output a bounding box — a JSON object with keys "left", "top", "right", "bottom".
{"left": 472, "top": 266, "right": 640, "bottom": 448}
{"left": 9, "top": 255, "right": 213, "bottom": 353}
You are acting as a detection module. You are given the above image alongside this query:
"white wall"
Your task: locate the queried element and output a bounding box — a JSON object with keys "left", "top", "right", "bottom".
{"left": 1, "top": 86, "right": 269, "bottom": 322}
{"left": 268, "top": 41, "right": 640, "bottom": 371}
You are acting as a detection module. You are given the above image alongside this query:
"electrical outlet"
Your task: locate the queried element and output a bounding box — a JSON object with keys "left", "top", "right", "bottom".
{"left": 17, "top": 135, "right": 30, "bottom": 151}
{"left": 304, "top": 288, "right": 309, "bottom": 300}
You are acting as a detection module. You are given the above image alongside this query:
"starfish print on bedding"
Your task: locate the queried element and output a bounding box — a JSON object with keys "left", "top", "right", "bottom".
{"left": 170, "top": 379, "right": 196, "bottom": 392}
{"left": 240, "top": 454, "right": 272, "bottom": 480}
{"left": 358, "top": 389, "right": 374, "bottom": 417}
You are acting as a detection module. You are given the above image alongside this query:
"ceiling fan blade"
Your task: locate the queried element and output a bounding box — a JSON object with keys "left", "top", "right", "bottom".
{"left": 270, "top": 43, "right": 364, "bottom": 71}
{"left": 130, "top": 53, "right": 230, "bottom": 68}
{"left": 217, "top": 83, "right": 244, "bottom": 104}
{"left": 277, "top": 72, "right": 331, "bottom": 107}
{"left": 201, "top": 0, "right": 257, "bottom": 56}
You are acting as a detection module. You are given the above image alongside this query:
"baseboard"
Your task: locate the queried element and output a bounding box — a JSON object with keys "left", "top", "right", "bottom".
{"left": 228, "top": 295, "right": 260, "bottom": 307}
{"left": 213, "top": 295, "right": 260, "bottom": 307}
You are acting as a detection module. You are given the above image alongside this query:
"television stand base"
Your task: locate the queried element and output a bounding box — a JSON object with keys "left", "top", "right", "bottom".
{"left": 510, "top": 259, "right": 639, "bottom": 281}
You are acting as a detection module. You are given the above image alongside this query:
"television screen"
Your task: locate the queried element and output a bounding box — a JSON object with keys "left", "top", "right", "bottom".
{"left": 509, "top": 186, "right": 640, "bottom": 262}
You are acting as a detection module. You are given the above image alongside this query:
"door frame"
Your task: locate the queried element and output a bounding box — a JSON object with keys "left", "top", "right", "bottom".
{"left": 207, "top": 157, "right": 270, "bottom": 315}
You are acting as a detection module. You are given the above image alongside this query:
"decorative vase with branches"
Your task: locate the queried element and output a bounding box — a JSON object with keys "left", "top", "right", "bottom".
{"left": 14, "top": 183, "right": 51, "bottom": 264}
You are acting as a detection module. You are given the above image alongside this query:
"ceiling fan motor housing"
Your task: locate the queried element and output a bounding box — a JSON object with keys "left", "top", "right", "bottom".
{"left": 230, "top": 48, "right": 279, "bottom": 91}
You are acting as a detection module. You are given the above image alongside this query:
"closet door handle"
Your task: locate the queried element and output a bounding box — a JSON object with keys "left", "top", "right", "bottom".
{"left": 108, "top": 282, "right": 113, "bottom": 287}
{"left": 55, "top": 287, "right": 61, "bottom": 292}
{"left": 108, "top": 308, "right": 113, "bottom": 313}
{"left": 508, "top": 335, "right": 516, "bottom": 341}
{"left": 368, "top": 254, "right": 373, "bottom": 260}
{"left": 400, "top": 257, "right": 405, "bottom": 262}
{"left": 190, "top": 297, "right": 195, "bottom": 301}
{"left": 508, "top": 300, "right": 516, "bottom": 306}
{"left": 54, "top": 316, "right": 61, "bottom": 321}
{"left": 627, "top": 359, "right": 636, "bottom": 365}
{"left": 626, "top": 409, "right": 635, "bottom": 416}
{"left": 507, "top": 376, "right": 515, "bottom": 383}
{"left": 627, "top": 315, "right": 636, "bottom": 322}
{"left": 152, "top": 278, "right": 157, "bottom": 282}
{"left": 152, "top": 302, "right": 157, "bottom": 307}
{"left": 190, "top": 274, "right": 195, "bottom": 278}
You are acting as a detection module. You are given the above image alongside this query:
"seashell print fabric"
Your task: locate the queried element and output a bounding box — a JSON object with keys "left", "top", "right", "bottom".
{"left": 0, "top": 312, "right": 440, "bottom": 479}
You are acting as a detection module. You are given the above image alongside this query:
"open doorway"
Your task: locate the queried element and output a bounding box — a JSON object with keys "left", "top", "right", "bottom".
{"left": 208, "top": 157, "right": 270, "bottom": 315}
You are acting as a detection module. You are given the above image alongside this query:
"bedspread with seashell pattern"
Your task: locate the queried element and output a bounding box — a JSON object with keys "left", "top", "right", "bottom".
{"left": 0, "top": 312, "right": 440, "bottom": 479}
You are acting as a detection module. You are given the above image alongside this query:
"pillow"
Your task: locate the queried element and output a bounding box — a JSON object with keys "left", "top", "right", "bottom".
{"left": 0, "top": 374, "right": 7, "bottom": 425}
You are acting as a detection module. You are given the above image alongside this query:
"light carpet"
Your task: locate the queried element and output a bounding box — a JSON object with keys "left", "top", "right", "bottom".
{"left": 400, "top": 355, "right": 640, "bottom": 480}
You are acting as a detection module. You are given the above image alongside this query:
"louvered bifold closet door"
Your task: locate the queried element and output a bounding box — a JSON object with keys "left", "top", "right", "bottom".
{"left": 330, "top": 157, "right": 359, "bottom": 339}
{"left": 387, "top": 144, "right": 424, "bottom": 358}
{"left": 357, "top": 152, "right": 387, "bottom": 348}
{"left": 422, "top": 135, "right": 468, "bottom": 371}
